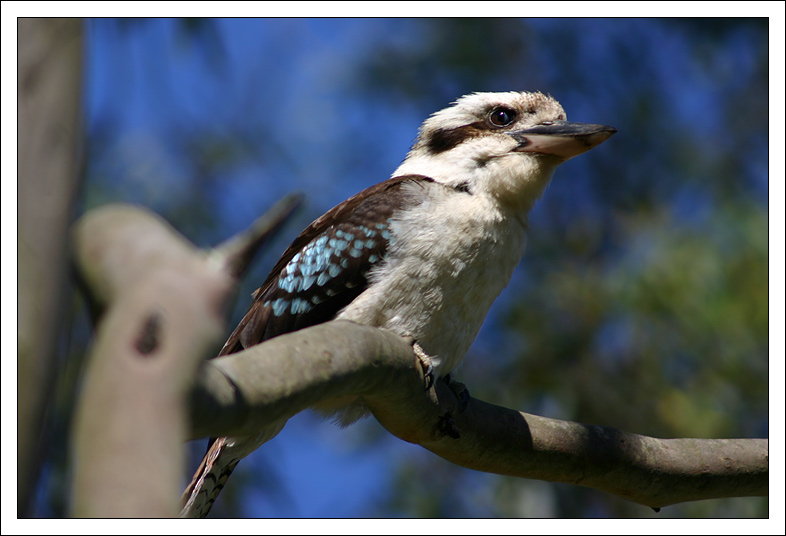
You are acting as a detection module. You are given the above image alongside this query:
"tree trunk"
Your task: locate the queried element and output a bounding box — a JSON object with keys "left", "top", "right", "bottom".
{"left": 17, "top": 17, "right": 83, "bottom": 517}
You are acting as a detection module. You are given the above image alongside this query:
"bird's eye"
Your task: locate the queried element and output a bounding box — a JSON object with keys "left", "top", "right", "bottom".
{"left": 489, "top": 108, "right": 517, "bottom": 127}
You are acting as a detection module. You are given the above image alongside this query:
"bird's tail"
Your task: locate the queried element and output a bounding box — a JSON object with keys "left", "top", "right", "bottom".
{"left": 179, "top": 437, "right": 240, "bottom": 518}
{"left": 180, "top": 420, "right": 286, "bottom": 518}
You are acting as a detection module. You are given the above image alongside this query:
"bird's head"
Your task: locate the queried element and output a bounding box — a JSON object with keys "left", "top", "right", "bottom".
{"left": 394, "top": 91, "right": 616, "bottom": 213}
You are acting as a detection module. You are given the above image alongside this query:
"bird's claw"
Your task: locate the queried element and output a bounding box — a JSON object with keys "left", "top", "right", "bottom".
{"left": 410, "top": 347, "right": 462, "bottom": 439}
{"left": 412, "top": 342, "right": 434, "bottom": 390}
{"left": 437, "top": 411, "right": 461, "bottom": 439}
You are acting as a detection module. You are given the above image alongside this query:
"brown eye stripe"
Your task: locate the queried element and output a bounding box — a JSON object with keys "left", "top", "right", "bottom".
{"left": 425, "top": 115, "right": 510, "bottom": 154}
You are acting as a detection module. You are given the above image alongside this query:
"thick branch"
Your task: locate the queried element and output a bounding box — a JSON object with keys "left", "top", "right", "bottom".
{"left": 71, "top": 206, "right": 232, "bottom": 517}
{"left": 71, "top": 201, "right": 767, "bottom": 514}
{"left": 70, "top": 201, "right": 297, "bottom": 517}
{"left": 188, "top": 321, "right": 424, "bottom": 439}
{"left": 188, "top": 320, "right": 768, "bottom": 510}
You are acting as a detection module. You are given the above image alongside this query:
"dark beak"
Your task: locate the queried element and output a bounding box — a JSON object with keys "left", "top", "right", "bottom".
{"left": 508, "top": 120, "right": 617, "bottom": 160}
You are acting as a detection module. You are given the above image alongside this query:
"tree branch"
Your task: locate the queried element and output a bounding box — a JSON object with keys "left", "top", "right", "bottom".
{"left": 71, "top": 201, "right": 767, "bottom": 516}
{"left": 213, "top": 192, "right": 303, "bottom": 279}
{"left": 70, "top": 201, "right": 298, "bottom": 517}
{"left": 187, "top": 320, "right": 768, "bottom": 510}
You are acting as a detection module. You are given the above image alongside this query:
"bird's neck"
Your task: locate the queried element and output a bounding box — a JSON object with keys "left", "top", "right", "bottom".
{"left": 394, "top": 152, "right": 557, "bottom": 217}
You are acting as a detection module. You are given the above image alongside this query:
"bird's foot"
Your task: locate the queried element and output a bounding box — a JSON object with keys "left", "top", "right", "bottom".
{"left": 411, "top": 342, "right": 434, "bottom": 390}
{"left": 437, "top": 410, "right": 461, "bottom": 439}
{"left": 443, "top": 374, "right": 470, "bottom": 413}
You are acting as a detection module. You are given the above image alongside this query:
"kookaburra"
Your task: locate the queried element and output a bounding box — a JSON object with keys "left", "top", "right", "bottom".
{"left": 180, "top": 91, "right": 616, "bottom": 517}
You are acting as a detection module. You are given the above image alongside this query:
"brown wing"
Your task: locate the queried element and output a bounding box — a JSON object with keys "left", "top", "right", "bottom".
{"left": 217, "top": 174, "right": 434, "bottom": 356}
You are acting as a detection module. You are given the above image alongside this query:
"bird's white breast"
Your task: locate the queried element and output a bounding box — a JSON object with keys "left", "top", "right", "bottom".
{"left": 337, "top": 182, "right": 528, "bottom": 376}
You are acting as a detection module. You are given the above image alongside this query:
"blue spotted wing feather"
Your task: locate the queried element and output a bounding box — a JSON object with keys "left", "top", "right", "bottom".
{"left": 217, "top": 174, "right": 433, "bottom": 356}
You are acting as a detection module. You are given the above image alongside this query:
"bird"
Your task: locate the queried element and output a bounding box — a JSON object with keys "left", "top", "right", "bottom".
{"left": 180, "top": 91, "right": 616, "bottom": 517}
